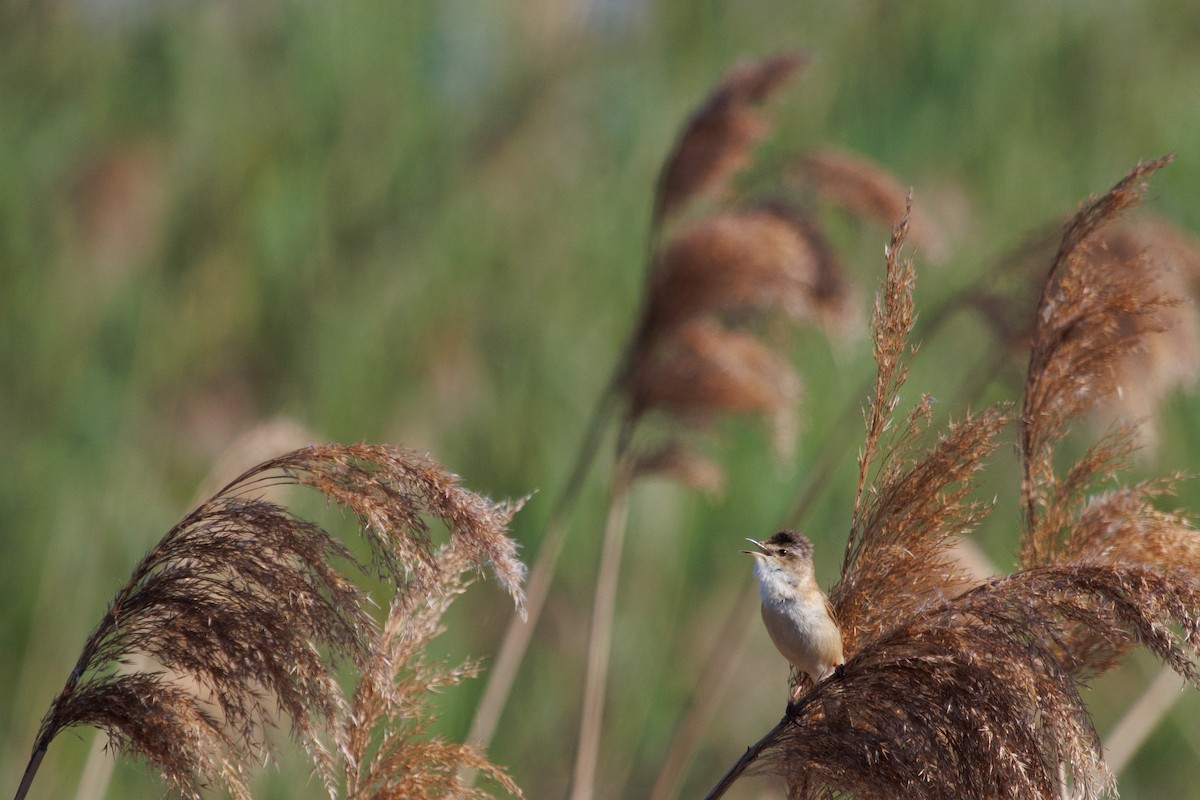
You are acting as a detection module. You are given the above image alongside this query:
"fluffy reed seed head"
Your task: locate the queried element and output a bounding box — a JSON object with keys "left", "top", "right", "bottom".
{"left": 637, "top": 205, "right": 857, "bottom": 343}
{"left": 964, "top": 165, "right": 1199, "bottom": 455}
{"left": 29, "top": 443, "right": 527, "bottom": 800}
{"left": 1018, "top": 156, "right": 1176, "bottom": 563}
{"left": 625, "top": 318, "right": 801, "bottom": 457}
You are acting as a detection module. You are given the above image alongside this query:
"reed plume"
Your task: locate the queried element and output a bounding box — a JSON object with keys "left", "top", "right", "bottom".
{"left": 792, "top": 146, "right": 946, "bottom": 262}
{"left": 962, "top": 208, "right": 1200, "bottom": 453}
{"left": 573, "top": 52, "right": 837, "bottom": 800}
{"left": 1093, "top": 216, "right": 1200, "bottom": 446}
{"left": 17, "top": 443, "right": 525, "bottom": 800}
{"left": 625, "top": 56, "right": 852, "bottom": 465}
{"left": 651, "top": 52, "right": 806, "bottom": 231}
{"left": 626, "top": 137, "right": 863, "bottom": 471}
{"left": 706, "top": 159, "right": 1200, "bottom": 800}
{"left": 1018, "top": 155, "right": 1177, "bottom": 563}
{"left": 344, "top": 543, "right": 523, "bottom": 800}
{"left": 830, "top": 199, "right": 1009, "bottom": 677}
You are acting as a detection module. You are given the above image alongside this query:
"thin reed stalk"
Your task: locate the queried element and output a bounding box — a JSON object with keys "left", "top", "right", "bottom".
{"left": 1105, "top": 668, "right": 1188, "bottom": 775}
{"left": 12, "top": 749, "right": 44, "bottom": 800}
{"left": 569, "top": 420, "right": 637, "bottom": 800}
{"left": 701, "top": 713, "right": 794, "bottom": 800}
{"left": 467, "top": 374, "right": 624, "bottom": 752}
{"left": 648, "top": 575, "right": 760, "bottom": 800}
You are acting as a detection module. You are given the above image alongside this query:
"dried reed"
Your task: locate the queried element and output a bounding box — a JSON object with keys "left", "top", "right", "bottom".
{"left": 571, "top": 53, "right": 834, "bottom": 800}
{"left": 961, "top": 209, "right": 1200, "bottom": 454}
{"left": 471, "top": 52, "right": 824, "bottom": 777}
{"left": 705, "top": 159, "right": 1200, "bottom": 799}
{"left": 1018, "top": 156, "right": 1176, "bottom": 564}
{"left": 16, "top": 444, "right": 525, "bottom": 800}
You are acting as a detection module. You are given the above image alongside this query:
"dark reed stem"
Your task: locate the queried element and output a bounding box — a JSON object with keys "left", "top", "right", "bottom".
{"left": 701, "top": 714, "right": 791, "bottom": 800}
{"left": 13, "top": 743, "right": 47, "bottom": 800}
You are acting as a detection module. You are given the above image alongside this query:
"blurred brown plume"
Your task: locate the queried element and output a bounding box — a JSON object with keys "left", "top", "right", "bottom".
{"left": 621, "top": 53, "right": 866, "bottom": 473}
{"left": 652, "top": 52, "right": 806, "bottom": 230}
{"left": 709, "top": 158, "right": 1200, "bottom": 800}
{"left": 1016, "top": 156, "right": 1180, "bottom": 562}
{"left": 622, "top": 53, "right": 950, "bottom": 483}
{"left": 792, "top": 146, "right": 947, "bottom": 262}
{"left": 21, "top": 444, "right": 525, "bottom": 800}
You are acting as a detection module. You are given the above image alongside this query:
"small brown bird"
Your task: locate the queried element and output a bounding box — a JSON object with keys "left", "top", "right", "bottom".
{"left": 744, "top": 530, "right": 844, "bottom": 699}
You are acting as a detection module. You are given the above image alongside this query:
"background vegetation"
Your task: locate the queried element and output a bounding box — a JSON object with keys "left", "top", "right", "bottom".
{"left": 4, "top": 1, "right": 1200, "bottom": 798}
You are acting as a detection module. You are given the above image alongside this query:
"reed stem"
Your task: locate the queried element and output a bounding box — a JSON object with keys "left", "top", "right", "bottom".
{"left": 466, "top": 381, "right": 623, "bottom": 752}
{"left": 13, "top": 743, "right": 47, "bottom": 800}
{"left": 700, "top": 714, "right": 791, "bottom": 800}
{"left": 568, "top": 419, "right": 636, "bottom": 800}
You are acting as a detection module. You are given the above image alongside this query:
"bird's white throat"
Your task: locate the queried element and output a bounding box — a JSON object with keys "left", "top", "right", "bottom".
{"left": 753, "top": 558, "right": 803, "bottom": 607}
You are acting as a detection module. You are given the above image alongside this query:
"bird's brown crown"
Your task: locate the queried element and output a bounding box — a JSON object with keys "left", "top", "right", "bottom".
{"left": 764, "top": 529, "right": 814, "bottom": 559}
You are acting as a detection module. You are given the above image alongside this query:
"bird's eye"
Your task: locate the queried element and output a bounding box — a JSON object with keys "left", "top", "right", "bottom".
{"left": 777, "top": 549, "right": 789, "bottom": 558}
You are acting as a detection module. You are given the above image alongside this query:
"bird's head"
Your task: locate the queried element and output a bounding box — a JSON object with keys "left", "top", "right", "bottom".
{"left": 742, "top": 529, "right": 816, "bottom": 581}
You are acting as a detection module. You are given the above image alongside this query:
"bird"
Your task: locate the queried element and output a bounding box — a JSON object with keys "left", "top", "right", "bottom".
{"left": 743, "top": 529, "right": 844, "bottom": 700}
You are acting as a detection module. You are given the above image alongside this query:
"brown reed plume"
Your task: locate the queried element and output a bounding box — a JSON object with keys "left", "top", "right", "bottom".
{"left": 960, "top": 204, "right": 1200, "bottom": 453}
{"left": 570, "top": 53, "right": 849, "bottom": 800}
{"left": 625, "top": 60, "right": 858, "bottom": 466}
{"left": 832, "top": 203, "right": 1009, "bottom": 656}
{"left": 1018, "top": 155, "right": 1176, "bottom": 564}
{"left": 704, "top": 160, "right": 1200, "bottom": 800}
{"left": 651, "top": 52, "right": 806, "bottom": 231}
{"left": 16, "top": 443, "right": 525, "bottom": 800}
{"left": 635, "top": 204, "right": 857, "bottom": 342}
{"left": 1091, "top": 216, "right": 1200, "bottom": 445}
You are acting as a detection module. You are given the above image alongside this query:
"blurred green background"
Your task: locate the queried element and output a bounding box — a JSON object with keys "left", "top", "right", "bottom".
{"left": 5, "top": 1, "right": 1200, "bottom": 798}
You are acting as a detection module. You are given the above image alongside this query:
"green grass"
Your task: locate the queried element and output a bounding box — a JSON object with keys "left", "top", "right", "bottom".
{"left": 5, "top": 1, "right": 1200, "bottom": 798}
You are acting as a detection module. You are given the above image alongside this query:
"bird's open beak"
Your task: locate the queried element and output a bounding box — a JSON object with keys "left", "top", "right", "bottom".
{"left": 741, "top": 537, "right": 768, "bottom": 556}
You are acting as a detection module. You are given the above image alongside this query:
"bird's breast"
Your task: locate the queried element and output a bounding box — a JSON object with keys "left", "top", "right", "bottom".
{"left": 759, "top": 590, "right": 843, "bottom": 681}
